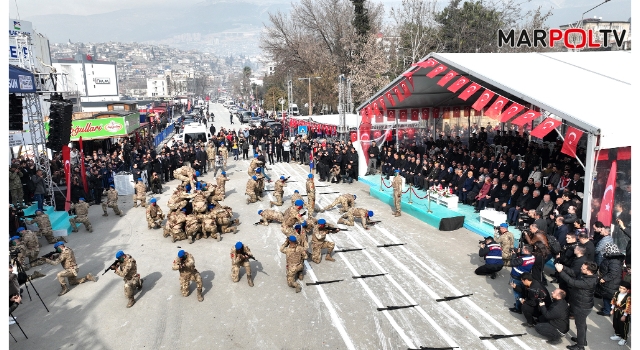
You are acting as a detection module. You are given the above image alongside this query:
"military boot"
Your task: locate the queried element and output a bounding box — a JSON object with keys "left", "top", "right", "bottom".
{"left": 88, "top": 226, "right": 93, "bottom": 233}
{"left": 247, "top": 276, "right": 254, "bottom": 287}
{"left": 58, "top": 283, "right": 69, "bottom": 296}
{"left": 197, "top": 288, "right": 204, "bottom": 302}
{"left": 295, "top": 284, "right": 301, "bottom": 293}
{"left": 126, "top": 297, "right": 136, "bottom": 308}
{"left": 60, "top": 236, "right": 68, "bottom": 243}
{"left": 325, "top": 254, "right": 335, "bottom": 262}
{"left": 86, "top": 273, "right": 97, "bottom": 282}
{"left": 103, "top": 212, "right": 108, "bottom": 217}
{"left": 29, "top": 270, "right": 46, "bottom": 280}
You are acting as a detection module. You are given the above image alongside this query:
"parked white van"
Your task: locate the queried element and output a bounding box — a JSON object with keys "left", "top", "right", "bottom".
{"left": 167, "top": 122, "right": 211, "bottom": 147}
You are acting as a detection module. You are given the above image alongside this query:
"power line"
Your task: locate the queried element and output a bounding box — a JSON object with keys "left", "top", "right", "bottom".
{"left": 14, "top": 0, "right": 21, "bottom": 19}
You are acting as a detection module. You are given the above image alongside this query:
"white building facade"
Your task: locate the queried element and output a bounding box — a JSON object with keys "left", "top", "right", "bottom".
{"left": 52, "top": 53, "right": 120, "bottom": 102}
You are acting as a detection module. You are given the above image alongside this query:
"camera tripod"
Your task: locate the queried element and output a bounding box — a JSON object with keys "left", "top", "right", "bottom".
{"left": 10, "top": 313, "right": 27, "bottom": 341}
{"left": 11, "top": 255, "right": 49, "bottom": 313}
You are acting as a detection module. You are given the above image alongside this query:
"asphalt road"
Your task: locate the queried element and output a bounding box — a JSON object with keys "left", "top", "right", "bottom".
{"left": 9, "top": 103, "right": 625, "bottom": 350}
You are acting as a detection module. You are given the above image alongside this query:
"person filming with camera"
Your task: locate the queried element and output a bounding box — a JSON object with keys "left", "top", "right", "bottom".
{"left": 475, "top": 236, "right": 503, "bottom": 279}
{"left": 510, "top": 272, "right": 551, "bottom": 327}
{"left": 534, "top": 288, "right": 570, "bottom": 345}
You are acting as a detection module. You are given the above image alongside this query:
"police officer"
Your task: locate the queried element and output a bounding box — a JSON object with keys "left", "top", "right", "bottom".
{"left": 475, "top": 236, "right": 503, "bottom": 279}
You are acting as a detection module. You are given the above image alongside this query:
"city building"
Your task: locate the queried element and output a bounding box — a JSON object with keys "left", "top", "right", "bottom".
{"left": 560, "top": 17, "right": 631, "bottom": 50}
{"left": 52, "top": 53, "right": 120, "bottom": 102}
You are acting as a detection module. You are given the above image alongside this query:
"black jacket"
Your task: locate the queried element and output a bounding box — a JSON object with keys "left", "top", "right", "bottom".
{"left": 597, "top": 252, "right": 624, "bottom": 299}
{"left": 559, "top": 266, "right": 597, "bottom": 309}
{"left": 539, "top": 299, "right": 570, "bottom": 334}
{"left": 579, "top": 240, "right": 595, "bottom": 262}
{"left": 514, "top": 279, "right": 551, "bottom": 308}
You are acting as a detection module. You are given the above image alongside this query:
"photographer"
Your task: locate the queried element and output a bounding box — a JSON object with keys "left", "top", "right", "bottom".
{"left": 510, "top": 272, "right": 551, "bottom": 327}
{"left": 534, "top": 288, "right": 570, "bottom": 345}
{"left": 475, "top": 236, "right": 503, "bottom": 279}
{"left": 9, "top": 264, "right": 22, "bottom": 314}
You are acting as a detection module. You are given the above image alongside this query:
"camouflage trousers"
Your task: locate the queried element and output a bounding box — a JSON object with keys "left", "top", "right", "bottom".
{"left": 286, "top": 264, "right": 304, "bottom": 289}
{"left": 261, "top": 212, "right": 284, "bottom": 225}
{"left": 58, "top": 268, "right": 90, "bottom": 285}
{"left": 132, "top": 194, "right": 146, "bottom": 207}
{"left": 10, "top": 188, "right": 24, "bottom": 207}
{"left": 394, "top": 193, "right": 402, "bottom": 215}
{"left": 231, "top": 261, "right": 251, "bottom": 283}
{"left": 186, "top": 224, "right": 202, "bottom": 239}
{"left": 202, "top": 220, "right": 219, "bottom": 239}
{"left": 246, "top": 192, "right": 258, "bottom": 203}
{"left": 312, "top": 241, "right": 335, "bottom": 264}
{"left": 42, "top": 229, "right": 65, "bottom": 244}
{"left": 210, "top": 194, "right": 224, "bottom": 202}
{"left": 167, "top": 200, "right": 188, "bottom": 211}
{"left": 270, "top": 193, "right": 283, "bottom": 207}
{"left": 124, "top": 275, "right": 142, "bottom": 298}
{"left": 147, "top": 215, "right": 164, "bottom": 229}
{"left": 179, "top": 272, "right": 203, "bottom": 296}
{"left": 171, "top": 229, "right": 188, "bottom": 241}
{"left": 217, "top": 217, "right": 238, "bottom": 234}
{"left": 307, "top": 195, "right": 316, "bottom": 216}
{"left": 26, "top": 249, "right": 42, "bottom": 267}
{"left": 70, "top": 215, "right": 92, "bottom": 232}
{"left": 102, "top": 202, "right": 122, "bottom": 215}
{"left": 324, "top": 198, "right": 349, "bottom": 213}
{"left": 175, "top": 174, "right": 192, "bottom": 187}
{"left": 281, "top": 225, "right": 296, "bottom": 237}
{"left": 338, "top": 213, "right": 365, "bottom": 227}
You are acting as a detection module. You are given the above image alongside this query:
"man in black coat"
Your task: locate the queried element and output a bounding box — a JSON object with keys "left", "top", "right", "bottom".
{"left": 513, "top": 272, "right": 552, "bottom": 327}
{"left": 555, "top": 261, "right": 598, "bottom": 350}
{"left": 195, "top": 146, "right": 207, "bottom": 173}
{"left": 534, "top": 288, "right": 570, "bottom": 345}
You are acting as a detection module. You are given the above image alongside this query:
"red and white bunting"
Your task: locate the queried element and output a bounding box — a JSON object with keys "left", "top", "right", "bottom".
{"left": 484, "top": 95, "right": 509, "bottom": 118}
{"left": 471, "top": 89, "right": 495, "bottom": 111}
{"left": 437, "top": 70, "right": 458, "bottom": 86}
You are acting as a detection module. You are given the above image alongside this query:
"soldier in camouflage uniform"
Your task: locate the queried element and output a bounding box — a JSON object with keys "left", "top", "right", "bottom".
{"left": 231, "top": 242, "right": 253, "bottom": 287}
{"left": 191, "top": 190, "right": 209, "bottom": 214}
{"left": 270, "top": 176, "right": 287, "bottom": 207}
{"left": 26, "top": 210, "right": 67, "bottom": 244}
{"left": 133, "top": 178, "right": 147, "bottom": 208}
{"left": 206, "top": 143, "right": 217, "bottom": 174}
{"left": 246, "top": 175, "right": 259, "bottom": 204}
{"left": 292, "top": 223, "right": 309, "bottom": 251}
{"left": 69, "top": 198, "right": 93, "bottom": 232}
{"left": 174, "top": 165, "right": 196, "bottom": 189}
{"left": 280, "top": 235, "right": 307, "bottom": 293}
{"left": 219, "top": 142, "right": 229, "bottom": 169}
{"left": 199, "top": 204, "right": 220, "bottom": 241}
{"left": 185, "top": 212, "right": 202, "bottom": 243}
{"left": 167, "top": 186, "right": 193, "bottom": 212}
{"left": 215, "top": 206, "right": 238, "bottom": 234}
{"left": 169, "top": 208, "right": 188, "bottom": 242}
{"left": 110, "top": 250, "right": 143, "bottom": 308}
{"left": 45, "top": 242, "right": 97, "bottom": 296}
{"left": 392, "top": 169, "right": 403, "bottom": 217}
{"left": 146, "top": 198, "right": 164, "bottom": 229}
{"left": 305, "top": 174, "right": 317, "bottom": 216}
{"left": 338, "top": 208, "right": 374, "bottom": 230}
{"left": 281, "top": 200, "right": 305, "bottom": 237}
{"left": 102, "top": 185, "right": 124, "bottom": 216}
{"left": 9, "top": 165, "right": 25, "bottom": 208}
{"left": 311, "top": 219, "right": 336, "bottom": 264}
{"left": 290, "top": 190, "right": 304, "bottom": 207}
{"left": 9, "top": 236, "right": 27, "bottom": 269}
{"left": 172, "top": 250, "right": 204, "bottom": 302}
{"left": 247, "top": 153, "right": 263, "bottom": 176}
{"left": 216, "top": 171, "right": 229, "bottom": 194}
{"left": 255, "top": 168, "right": 266, "bottom": 198}
{"left": 322, "top": 193, "right": 356, "bottom": 213}
{"left": 258, "top": 209, "right": 284, "bottom": 226}
{"left": 18, "top": 227, "right": 42, "bottom": 268}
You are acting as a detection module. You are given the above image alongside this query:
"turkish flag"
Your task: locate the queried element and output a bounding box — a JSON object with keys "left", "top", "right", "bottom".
{"left": 560, "top": 127, "right": 584, "bottom": 158}
{"left": 378, "top": 96, "right": 387, "bottom": 112}
{"left": 413, "top": 58, "right": 438, "bottom": 68}
{"left": 597, "top": 161, "right": 617, "bottom": 226}
{"left": 406, "top": 75, "right": 414, "bottom": 89}
{"left": 392, "top": 85, "right": 405, "bottom": 102}
{"left": 63, "top": 145, "right": 72, "bottom": 212}
{"left": 447, "top": 76, "right": 470, "bottom": 93}
{"left": 359, "top": 122, "right": 371, "bottom": 161}
{"left": 464, "top": 106, "right": 471, "bottom": 117}
{"left": 484, "top": 95, "right": 509, "bottom": 118}
{"left": 387, "top": 109, "right": 396, "bottom": 121}
{"left": 421, "top": 107, "right": 429, "bottom": 120}
{"left": 372, "top": 101, "right": 381, "bottom": 116}
{"left": 499, "top": 102, "right": 525, "bottom": 122}
{"left": 437, "top": 70, "right": 458, "bottom": 86}
{"left": 511, "top": 109, "right": 541, "bottom": 126}
{"left": 399, "top": 109, "right": 408, "bottom": 122}
{"left": 432, "top": 107, "right": 440, "bottom": 119}
{"left": 385, "top": 91, "right": 396, "bottom": 107}
{"left": 426, "top": 64, "right": 447, "bottom": 78}
{"left": 453, "top": 106, "right": 461, "bottom": 118}
{"left": 400, "top": 80, "right": 412, "bottom": 97}
{"left": 361, "top": 106, "right": 371, "bottom": 123}
{"left": 375, "top": 105, "right": 384, "bottom": 123}
{"left": 410, "top": 109, "right": 419, "bottom": 121}
{"left": 458, "top": 82, "right": 481, "bottom": 101}
{"left": 530, "top": 117, "right": 562, "bottom": 139}
{"left": 471, "top": 89, "right": 495, "bottom": 111}
{"left": 403, "top": 71, "right": 415, "bottom": 89}
{"left": 442, "top": 107, "right": 451, "bottom": 118}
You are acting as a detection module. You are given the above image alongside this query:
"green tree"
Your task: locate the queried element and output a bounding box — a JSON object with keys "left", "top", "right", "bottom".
{"left": 264, "top": 86, "right": 287, "bottom": 113}
{"left": 351, "top": 0, "right": 371, "bottom": 37}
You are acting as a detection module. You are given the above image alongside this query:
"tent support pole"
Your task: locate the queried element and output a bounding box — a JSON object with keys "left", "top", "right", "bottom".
{"left": 582, "top": 131, "right": 598, "bottom": 225}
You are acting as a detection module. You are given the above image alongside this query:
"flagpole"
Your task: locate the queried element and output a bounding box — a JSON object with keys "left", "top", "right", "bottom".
{"left": 554, "top": 128, "right": 586, "bottom": 171}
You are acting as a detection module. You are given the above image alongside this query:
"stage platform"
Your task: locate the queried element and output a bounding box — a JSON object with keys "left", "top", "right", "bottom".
{"left": 360, "top": 174, "right": 525, "bottom": 240}
{"left": 21, "top": 204, "right": 73, "bottom": 236}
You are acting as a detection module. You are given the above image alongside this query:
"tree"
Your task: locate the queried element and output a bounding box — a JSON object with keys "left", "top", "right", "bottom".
{"left": 242, "top": 66, "right": 252, "bottom": 100}
{"left": 351, "top": 0, "right": 371, "bottom": 37}
{"left": 264, "top": 86, "right": 287, "bottom": 113}
{"left": 346, "top": 33, "right": 390, "bottom": 105}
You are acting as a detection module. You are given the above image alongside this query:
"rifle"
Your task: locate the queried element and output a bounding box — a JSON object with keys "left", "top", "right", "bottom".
{"left": 32, "top": 251, "right": 57, "bottom": 263}
{"left": 368, "top": 220, "right": 382, "bottom": 225}
{"left": 377, "top": 243, "right": 405, "bottom": 248}
{"left": 102, "top": 259, "right": 120, "bottom": 275}
{"left": 436, "top": 293, "right": 473, "bottom": 302}
{"left": 245, "top": 254, "right": 257, "bottom": 261}
{"left": 408, "top": 347, "right": 459, "bottom": 350}
{"left": 333, "top": 248, "right": 364, "bottom": 253}
{"left": 306, "top": 279, "right": 343, "bottom": 286}
{"left": 319, "top": 191, "right": 340, "bottom": 195}
{"left": 326, "top": 227, "right": 347, "bottom": 233}
{"left": 479, "top": 333, "right": 526, "bottom": 340}
{"left": 352, "top": 273, "right": 386, "bottom": 279}
{"left": 377, "top": 304, "right": 417, "bottom": 311}
{"left": 254, "top": 221, "right": 264, "bottom": 226}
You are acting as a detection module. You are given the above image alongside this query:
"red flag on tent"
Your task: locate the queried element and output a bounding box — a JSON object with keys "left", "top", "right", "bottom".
{"left": 597, "top": 161, "right": 617, "bottom": 226}
{"left": 457, "top": 82, "right": 481, "bottom": 101}
{"left": 471, "top": 89, "right": 495, "bottom": 111}
{"left": 442, "top": 107, "right": 451, "bottom": 118}
{"left": 63, "top": 145, "right": 72, "bottom": 212}
{"left": 511, "top": 109, "right": 541, "bottom": 126}
{"left": 421, "top": 107, "right": 429, "bottom": 120}
{"left": 372, "top": 101, "right": 381, "bottom": 116}
{"left": 484, "top": 95, "right": 509, "bottom": 118}
{"left": 392, "top": 85, "right": 405, "bottom": 102}
{"left": 387, "top": 109, "right": 396, "bottom": 121}
{"left": 530, "top": 117, "right": 562, "bottom": 138}
{"left": 402, "top": 71, "right": 415, "bottom": 89}
{"left": 426, "top": 64, "right": 447, "bottom": 78}
{"left": 560, "top": 127, "right": 584, "bottom": 157}
{"left": 437, "top": 70, "right": 458, "bottom": 86}
{"left": 464, "top": 106, "right": 471, "bottom": 117}
{"left": 79, "top": 137, "right": 89, "bottom": 195}
{"left": 452, "top": 106, "right": 461, "bottom": 118}
{"left": 385, "top": 91, "right": 396, "bottom": 107}
{"left": 399, "top": 109, "right": 408, "bottom": 122}
{"left": 410, "top": 109, "right": 419, "bottom": 121}
{"left": 400, "top": 80, "right": 412, "bottom": 97}
{"left": 499, "top": 102, "right": 525, "bottom": 122}
{"left": 432, "top": 107, "right": 440, "bottom": 119}
{"left": 412, "top": 58, "right": 438, "bottom": 68}
{"left": 447, "top": 76, "right": 470, "bottom": 93}
{"left": 378, "top": 96, "right": 387, "bottom": 112}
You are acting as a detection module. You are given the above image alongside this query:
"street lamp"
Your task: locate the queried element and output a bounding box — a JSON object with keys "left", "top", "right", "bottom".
{"left": 298, "top": 76, "right": 321, "bottom": 116}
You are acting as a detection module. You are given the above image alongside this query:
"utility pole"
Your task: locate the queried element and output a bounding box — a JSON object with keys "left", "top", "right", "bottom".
{"left": 298, "top": 76, "right": 321, "bottom": 116}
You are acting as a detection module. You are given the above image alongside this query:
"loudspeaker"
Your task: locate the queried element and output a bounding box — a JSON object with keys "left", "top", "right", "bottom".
{"left": 438, "top": 216, "right": 465, "bottom": 231}
{"left": 9, "top": 94, "right": 24, "bottom": 131}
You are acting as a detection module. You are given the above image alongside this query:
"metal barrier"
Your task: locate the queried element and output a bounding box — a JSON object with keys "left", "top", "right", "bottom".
{"left": 154, "top": 124, "right": 175, "bottom": 147}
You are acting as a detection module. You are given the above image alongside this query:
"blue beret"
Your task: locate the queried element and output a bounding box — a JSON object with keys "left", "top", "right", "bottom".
{"left": 138, "top": 178, "right": 143, "bottom": 181}
{"left": 499, "top": 223, "right": 508, "bottom": 228}
{"left": 308, "top": 174, "right": 313, "bottom": 178}
{"left": 16, "top": 227, "right": 25, "bottom": 233}
{"left": 79, "top": 197, "right": 85, "bottom": 201}
{"left": 318, "top": 219, "right": 326, "bottom": 225}
{"left": 221, "top": 171, "right": 226, "bottom": 175}
{"left": 116, "top": 250, "right": 125, "bottom": 259}
{"left": 254, "top": 154, "right": 258, "bottom": 158}
{"left": 54, "top": 242, "right": 64, "bottom": 248}
{"left": 255, "top": 168, "right": 261, "bottom": 173}
{"left": 195, "top": 171, "right": 200, "bottom": 177}
{"left": 181, "top": 208, "right": 187, "bottom": 212}
{"left": 295, "top": 199, "right": 304, "bottom": 207}
{"left": 110, "top": 184, "right": 115, "bottom": 188}
{"left": 10, "top": 236, "right": 20, "bottom": 241}
{"left": 208, "top": 204, "right": 215, "bottom": 209}
{"left": 368, "top": 211, "right": 374, "bottom": 217}
{"left": 394, "top": 169, "right": 400, "bottom": 173}
{"left": 150, "top": 198, "right": 157, "bottom": 203}
{"left": 235, "top": 242, "right": 243, "bottom": 250}
{"left": 294, "top": 190, "right": 299, "bottom": 193}
{"left": 252, "top": 175, "right": 257, "bottom": 180}
{"left": 220, "top": 142, "right": 225, "bottom": 146}
{"left": 280, "top": 176, "right": 286, "bottom": 180}
{"left": 353, "top": 194, "right": 357, "bottom": 199}
{"left": 178, "top": 250, "right": 185, "bottom": 258}
{"left": 288, "top": 235, "right": 297, "bottom": 242}
{"left": 294, "top": 224, "right": 301, "bottom": 230}
{"left": 258, "top": 210, "right": 263, "bottom": 215}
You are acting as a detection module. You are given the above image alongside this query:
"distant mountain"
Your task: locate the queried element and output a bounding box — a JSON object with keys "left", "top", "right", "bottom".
{"left": 25, "top": 0, "right": 290, "bottom": 43}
